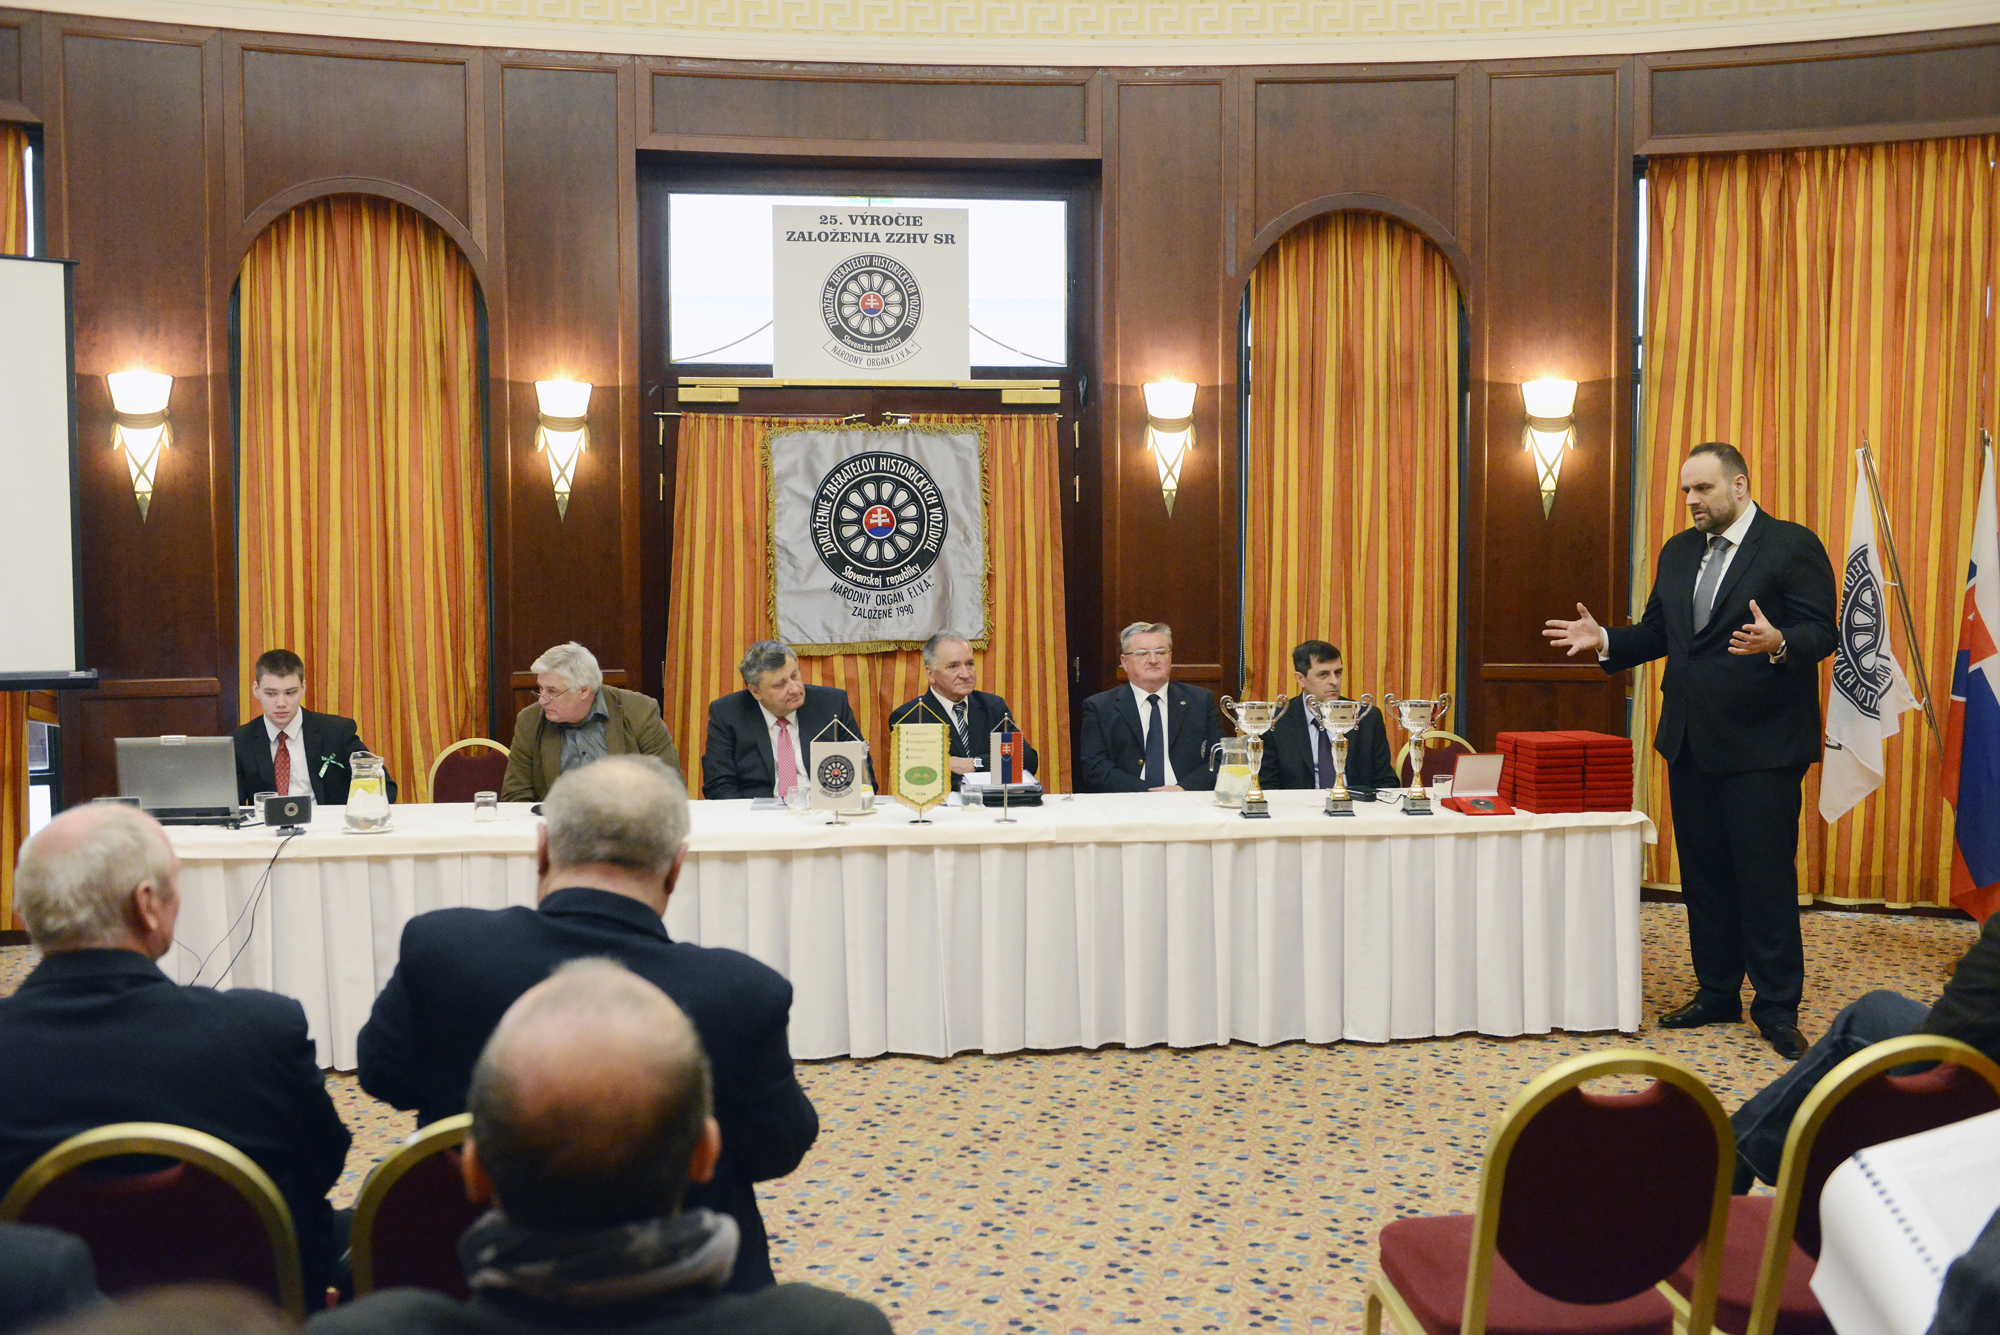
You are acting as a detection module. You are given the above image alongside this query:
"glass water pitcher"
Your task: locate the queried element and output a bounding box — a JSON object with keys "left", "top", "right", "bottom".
{"left": 344, "top": 751, "right": 391, "bottom": 832}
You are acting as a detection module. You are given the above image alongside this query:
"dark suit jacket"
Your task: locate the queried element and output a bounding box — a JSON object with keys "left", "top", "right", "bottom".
{"left": 1076, "top": 681, "right": 1224, "bottom": 793}
{"left": 1258, "top": 697, "right": 1398, "bottom": 792}
{"left": 501, "top": 685, "right": 683, "bottom": 803}
{"left": 1603, "top": 508, "right": 1836, "bottom": 772}
{"left": 233, "top": 708, "right": 397, "bottom": 806}
{"left": 355, "top": 889, "right": 819, "bottom": 1293}
{"left": 0, "top": 951, "right": 352, "bottom": 1301}
{"left": 885, "top": 690, "right": 1040, "bottom": 790}
{"left": 702, "top": 684, "right": 873, "bottom": 800}
{"left": 306, "top": 1277, "right": 893, "bottom": 1335}
{"left": 0, "top": 1223, "right": 100, "bottom": 1334}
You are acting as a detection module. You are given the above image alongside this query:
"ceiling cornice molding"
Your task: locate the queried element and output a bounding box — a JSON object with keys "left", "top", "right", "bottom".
{"left": 17, "top": 0, "right": 2000, "bottom": 66}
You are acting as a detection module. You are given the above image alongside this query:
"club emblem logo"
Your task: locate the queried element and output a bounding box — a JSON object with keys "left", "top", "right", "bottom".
{"left": 815, "top": 753, "right": 856, "bottom": 796}
{"left": 810, "top": 452, "right": 949, "bottom": 592}
{"left": 1832, "top": 546, "right": 1888, "bottom": 717}
{"left": 820, "top": 254, "right": 924, "bottom": 368}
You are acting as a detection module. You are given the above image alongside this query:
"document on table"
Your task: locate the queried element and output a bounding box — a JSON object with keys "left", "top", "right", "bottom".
{"left": 1813, "top": 1107, "right": 2000, "bottom": 1335}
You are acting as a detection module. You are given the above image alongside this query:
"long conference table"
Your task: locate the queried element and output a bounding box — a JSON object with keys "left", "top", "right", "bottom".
{"left": 159, "top": 791, "right": 1653, "bottom": 1070}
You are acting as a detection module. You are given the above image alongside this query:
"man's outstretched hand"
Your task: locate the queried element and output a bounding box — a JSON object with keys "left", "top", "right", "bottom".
{"left": 1543, "top": 603, "right": 1606, "bottom": 658}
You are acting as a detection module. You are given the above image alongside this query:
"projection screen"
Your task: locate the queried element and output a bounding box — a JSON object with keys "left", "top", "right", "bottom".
{"left": 0, "top": 255, "right": 89, "bottom": 688}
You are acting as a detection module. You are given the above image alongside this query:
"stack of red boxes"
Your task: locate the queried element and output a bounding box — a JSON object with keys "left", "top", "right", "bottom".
{"left": 1495, "top": 731, "right": 1634, "bottom": 813}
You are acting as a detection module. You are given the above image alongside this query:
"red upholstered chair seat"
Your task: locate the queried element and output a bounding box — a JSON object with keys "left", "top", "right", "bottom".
{"left": 1668, "top": 1196, "right": 1824, "bottom": 1335}
{"left": 429, "top": 741, "right": 509, "bottom": 804}
{"left": 1380, "top": 1214, "right": 1678, "bottom": 1335}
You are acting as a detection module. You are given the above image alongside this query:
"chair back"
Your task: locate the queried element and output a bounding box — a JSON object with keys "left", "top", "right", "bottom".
{"left": 1743, "top": 1034, "right": 2000, "bottom": 1335}
{"left": 428, "top": 738, "right": 509, "bottom": 803}
{"left": 351, "top": 1114, "right": 482, "bottom": 1298}
{"left": 1395, "top": 731, "right": 1475, "bottom": 786}
{"left": 0, "top": 1122, "right": 305, "bottom": 1319}
{"left": 1462, "top": 1050, "right": 1733, "bottom": 1335}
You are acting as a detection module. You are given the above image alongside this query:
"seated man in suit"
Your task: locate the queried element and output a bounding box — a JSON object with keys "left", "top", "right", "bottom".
{"left": 1076, "top": 621, "right": 1224, "bottom": 793}
{"left": 1259, "top": 640, "right": 1398, "bottom": 795}
{"left": 320, "top": 961, "right": 886, "bottom": 1335}
{"left": 0, "top": 804, "right": 352, "bottom": 1304}
{"left": 886, "top": 630, "right": 1039, "bottom": 791}
{"left": 501, "top": 641, "right": 682, "bottom": 803}
{"left": 233, "top": 648, "right": 398, "bottom": 806}
{"left": 357, "top": 756, "right": 818, "bottom": 1293}
{"left": 702, "top": 640, "right": 873, "bottom": 800}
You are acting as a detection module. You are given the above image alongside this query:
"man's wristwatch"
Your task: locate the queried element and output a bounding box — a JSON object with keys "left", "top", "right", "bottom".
{"left": 1769, "top": 635, "right": 1788, "bottom": 664}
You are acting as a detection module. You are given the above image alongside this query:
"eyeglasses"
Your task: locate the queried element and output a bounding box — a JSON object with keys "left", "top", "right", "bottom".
{"left": 535, "top": 685, "right": 580, "bottom": 701}
{"left": 1123, "top": 649, "right": 1171, "bottom": 662}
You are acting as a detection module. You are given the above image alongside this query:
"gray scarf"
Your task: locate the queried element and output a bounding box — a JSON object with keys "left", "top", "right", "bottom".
{"left": 461, "top": 1207, "right": 739, "bottom": 1306}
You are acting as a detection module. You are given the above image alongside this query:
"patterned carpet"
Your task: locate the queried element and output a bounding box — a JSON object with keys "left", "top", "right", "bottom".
{"left": 0, "top": 903, "right": 1978, "bottom": 1332}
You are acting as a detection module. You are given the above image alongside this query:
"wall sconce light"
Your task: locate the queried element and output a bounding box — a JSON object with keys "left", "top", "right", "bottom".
{"left": 534, "top": 379, "right": 591, "bottom": 521}
{"left": 107, "top": 370, "right": 173, "bottom": 521}
{"left": 1142, "top": 380, "right": 1196, "bottom": 517}
{"left": 1521, "top": 378, "right": 1577, "bottom": 519}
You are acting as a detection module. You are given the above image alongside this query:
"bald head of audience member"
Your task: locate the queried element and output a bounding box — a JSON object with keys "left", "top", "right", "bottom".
{"left": 534, "top": 755, "right": 692, "bottom": 913}
{"left": 462, "top": 958, "right": 720, "bottom": 1232}
{"left": 15, "top": 804, "right": 181, "bottom": 959}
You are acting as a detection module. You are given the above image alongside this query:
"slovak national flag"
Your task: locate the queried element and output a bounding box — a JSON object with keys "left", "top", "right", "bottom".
{"left": 1947, "top": 444, "right": 2000, "bottom": 920}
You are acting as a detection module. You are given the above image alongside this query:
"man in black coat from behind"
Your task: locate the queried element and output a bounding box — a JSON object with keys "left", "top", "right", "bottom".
{"left": 1257, "top": 639, "right": 1399, "bottom": 795}
{"left": 232, "top": 647, "right": 397, "bottom": 806}
{"left": 316, "top": 960, "right": 884, "bottom": 1335}
{"left": 0, "top": 804, "right": 352, "bottom": 1303}
{"left": 357, "top": 755, "right": 818, "bottom": 1293}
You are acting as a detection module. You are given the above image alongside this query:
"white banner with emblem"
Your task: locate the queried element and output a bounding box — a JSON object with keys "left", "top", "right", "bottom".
{"left": 772, "top": 205, "right": 969, "bottom": 379}
{"left": 766, "top": 424, "right": 987, "bottom": 653}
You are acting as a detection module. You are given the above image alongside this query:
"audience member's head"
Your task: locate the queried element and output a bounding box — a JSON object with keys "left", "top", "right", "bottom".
{"left": 15, "top": 804, "right": 179, "bottom": 958}
{"left": 535, "top": 756, "right": 690, "bottom": 910}
{"left": 31, "top": 1284, "right": 287, "bottom": 1335}
{"left": 530, "top": 642, "right": 603, "bottom": 725}
{"left": 464, "top": 958, "right": 717, "bottom": 1231}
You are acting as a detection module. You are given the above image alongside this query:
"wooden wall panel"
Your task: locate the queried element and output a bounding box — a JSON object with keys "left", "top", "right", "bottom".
{"left": 240, "top": 48, "right": 469, "bottom": 227}
{"left": 1649, "top": 39, "right": 2000, "bottom": 142}
{"left": 1250, "top": 77, "right": 1456, "bottom": 239}
{"left": 1105, "top": 79, "right": 1227, "bottom": 687}
{"left": 1466, "top": 68, "right": 1629, "bottom": 745}
{"left": 67, "top": 691, "right": 225, "bottom": 805}
{"left": 0, "top": 22, "right": 21, "bottom": 104}
{"left": 652, "top": 73, "right": 1088, "bottom": 145}
{"left": 497, "top": 63, "right": 630, "bottom": 697}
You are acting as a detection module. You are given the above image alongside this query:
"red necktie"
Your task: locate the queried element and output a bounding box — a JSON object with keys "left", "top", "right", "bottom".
{"left": 775, "top": 718, "right": 797, "bottom": 797}
{"left": 274, "top": 736, "right": 292, "bottom": 795}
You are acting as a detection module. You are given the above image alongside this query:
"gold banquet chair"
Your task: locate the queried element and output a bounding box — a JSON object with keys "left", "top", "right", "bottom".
{"left": 428, "top": 737, "right": 510, "bottom": 804}
{"left": 1364, "top": 1050, "right": 1733, "bottom": 1335}
{"left": 1659, "top": 1033, "right": 2000, "bottom": 1335}
{"left": 0, "top": 1122, "right": 306, "bottom": 1320}
{"left": 351, "top": 1113, "right": 483, "bottom": 1299}
{"left": 1395, "top": 730, "right": 1475, "bottom": 788}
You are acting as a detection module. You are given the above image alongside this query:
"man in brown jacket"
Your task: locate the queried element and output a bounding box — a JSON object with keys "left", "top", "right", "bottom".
{"left": 501, "top": 642, "right": 682, "bottom": 802}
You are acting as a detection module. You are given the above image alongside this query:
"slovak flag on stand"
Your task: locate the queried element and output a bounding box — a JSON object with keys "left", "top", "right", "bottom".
{"left": 1947, "top": 445, "right": 2000, "bottom": 921}
{"left": 991, "top": 730, "right": 1027, "bottom": 784}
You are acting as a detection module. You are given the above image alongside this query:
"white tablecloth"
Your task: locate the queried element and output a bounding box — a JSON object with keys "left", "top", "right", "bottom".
{"left": 163, "top": 792, "right": 1652, "bottom": 1067}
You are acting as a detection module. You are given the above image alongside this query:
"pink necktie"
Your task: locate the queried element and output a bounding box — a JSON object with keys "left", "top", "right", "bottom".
{"left": 775, "top": 718, "right": 797, "bottom": 796}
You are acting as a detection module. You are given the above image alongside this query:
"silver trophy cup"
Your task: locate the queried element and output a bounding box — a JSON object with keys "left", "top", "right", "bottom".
{"left": 1218, "top": 694, "right": 1286, "bottom": 818}
{"left": 1303, "top": 693, "right": 1374, "bottom": 817}
{"left": 1383, "top": 693, "right": 1453, "bottom": 816}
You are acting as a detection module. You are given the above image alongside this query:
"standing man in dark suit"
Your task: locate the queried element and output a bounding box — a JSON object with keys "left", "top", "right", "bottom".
{"left": 1546, "top": 441, "right": 1836, "bottom": 1059}
{"left": 702, "top": 640, "right": 873, "bottom": 800}
{"left": 0, "top": 803, "right": 353, "bottom": 1303}
{"left": 1076, "top": 622, "right": 1225, "bottom": 793}
{"left": 232, "top": 647, "right": 397, "bottom": 806}
{"left": 356, "top": 756, "right": 818, "bottom": 1293}
{"left": 500, "top": 641, "right": 682, "bottom": 803}
{"left": 1259, "top": 640, "right": 1398, "bottom": 794}
{"left": 886, "top": 630, "right": 1040, "bottom": 790}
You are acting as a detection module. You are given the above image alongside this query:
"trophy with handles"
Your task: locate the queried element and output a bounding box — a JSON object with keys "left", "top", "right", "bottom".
{"left": 1218, "top": 693, "right": 1286, "bottom": 818}
{"left": 1383, "top": 693, "right": 1453, "bottom": 816}
{"left": 1303, "top": 693, "right": 1374, "bottom": 817}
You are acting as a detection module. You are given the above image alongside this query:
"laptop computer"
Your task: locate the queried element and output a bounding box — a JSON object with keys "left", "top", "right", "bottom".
{"left": 115, "top": 736, "right": 242, "bottom": 825}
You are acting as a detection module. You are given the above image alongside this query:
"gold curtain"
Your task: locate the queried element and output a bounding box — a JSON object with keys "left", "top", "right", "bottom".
{"left": 1638, "top": 138, "right": 2000, "bottom": 906}
{"left": 3, "top": 122, "right": 28, "bottom": 928}
{"left": 664, "top": 413, "right": 1073, "bottom": 794}
{"left": 237, "top": 195, "right": 488, "bottom": 801}
{"left": 1243, "top": 210, "right": 1461, "bottom": 707}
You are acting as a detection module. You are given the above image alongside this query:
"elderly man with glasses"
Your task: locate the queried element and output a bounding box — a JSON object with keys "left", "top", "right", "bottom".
{"left": 500, "top": 642, "right": 682, "bottom": 803}
{"left": 1075, "top": 621, "right": 1223, "bottom": 793}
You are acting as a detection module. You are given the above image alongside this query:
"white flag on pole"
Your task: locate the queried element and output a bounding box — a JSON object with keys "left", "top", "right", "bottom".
{"left": 1821, "top": 449, "right": 1920, "bottom": 822}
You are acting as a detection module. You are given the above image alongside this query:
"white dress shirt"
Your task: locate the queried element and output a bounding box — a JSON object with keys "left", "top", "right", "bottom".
{"left": 1129, "top": 683, "right": 1177, "bottom": 787}
{"left": 264, "top": 715, "right": 312, "bottom": 797}
{"left": 759, "top": 702, "right": 808, "bottom": 791}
